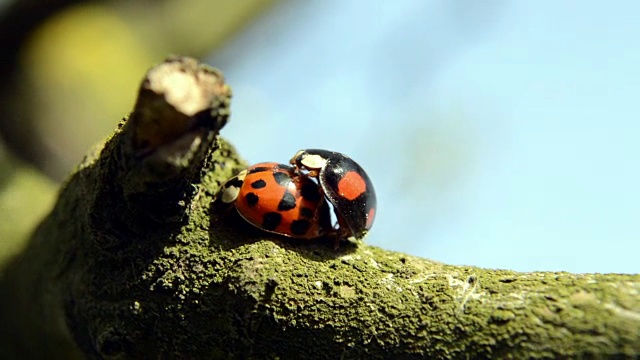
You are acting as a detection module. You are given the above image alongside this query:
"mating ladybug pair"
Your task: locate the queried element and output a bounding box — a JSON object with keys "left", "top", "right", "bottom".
{"left": 218, "top": 149, "right": 376, "bottom": 243}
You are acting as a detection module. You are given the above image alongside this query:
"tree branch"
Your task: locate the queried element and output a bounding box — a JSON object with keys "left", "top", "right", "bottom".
{"left": 0, "top": 57, "right": 638, "bottom": 359}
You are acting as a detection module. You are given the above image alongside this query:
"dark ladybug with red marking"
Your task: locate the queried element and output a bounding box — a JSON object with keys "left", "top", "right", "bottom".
{"left": 290, "top": 149, "right": 376, "bottom": 242}
{"left": 218, "top": 162, "right": 332, "bottom": 239}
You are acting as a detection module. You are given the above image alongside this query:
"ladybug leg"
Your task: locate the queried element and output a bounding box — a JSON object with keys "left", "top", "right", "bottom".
{"left": 308, "top": 169, "right": 320, "bottom": 178}
{"left": 312, "top": 184, "right": 340, "bottom": 247}
{"left": 336, "top": 215, "right": 349, "bottom": 236}
{"left": 322, "top": 226, "right": 341, "bottom": 250}
{"left": 329, "top": 215, "right": 352, "bottom": 249}
{"left": 293, "top": 167, "right": 320, "bottom": 179}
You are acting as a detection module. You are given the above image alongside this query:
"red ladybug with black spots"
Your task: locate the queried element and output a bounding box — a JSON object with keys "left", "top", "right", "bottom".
{"left": 218, "top": 162, "right": 332, "bottom": 239}
{"left": 290, "top": 149, "right": 376, "bottom": 242}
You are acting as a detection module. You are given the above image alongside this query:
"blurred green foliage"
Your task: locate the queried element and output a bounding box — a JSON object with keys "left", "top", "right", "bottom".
{"left": 0, "top": 147, "right": 57, "bottom": 266}
{"left": 4, "top": 0, "right": 275, "bottom": 180}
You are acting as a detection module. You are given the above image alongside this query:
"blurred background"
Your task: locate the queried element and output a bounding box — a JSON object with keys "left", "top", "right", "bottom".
{"left": 1, "top": 0, "right": 638, "bottom": 273}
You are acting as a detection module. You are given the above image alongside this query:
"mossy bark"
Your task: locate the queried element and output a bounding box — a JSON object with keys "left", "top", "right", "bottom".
{"left": 1, "top": 57, "right": 638, "bottom": 359}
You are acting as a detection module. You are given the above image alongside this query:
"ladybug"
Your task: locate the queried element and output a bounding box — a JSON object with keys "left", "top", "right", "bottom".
{"left": 218, "top": 162, "right": 332, "bottom": 239}
{"left": 290, "top": 149, "right": 376, "bottom": 241}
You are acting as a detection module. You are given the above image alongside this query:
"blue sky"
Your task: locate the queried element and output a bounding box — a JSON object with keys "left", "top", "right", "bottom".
{"left": 209, "top": 1, "right": 640, "bottom": 273}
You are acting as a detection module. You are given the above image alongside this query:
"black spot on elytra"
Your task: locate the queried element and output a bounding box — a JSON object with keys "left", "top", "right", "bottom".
{"left": 290, "top": 219, "right": 311, "bottom": 235}
{"left": 245, "top": 193, "right": 259, "bottom": 207}
{"left": 273, "top": 172, "right": 290, "bottom": 186}
{"left": 251, "top": 179, "right": 266, "bottom": 189}
{"left": 300, "top": 182, "right": 321, "bottom": 202}
{"left": 300, "top": 207, "right": 314, "bottom": 219}
{"left": 278, "top": 192, "right": 297, "bottom": 211}
{"left": 248, "top": 166, "right": 270, "bottom": 174}
{"left": 262, "top": 212, "right": 282, "bottom": 230}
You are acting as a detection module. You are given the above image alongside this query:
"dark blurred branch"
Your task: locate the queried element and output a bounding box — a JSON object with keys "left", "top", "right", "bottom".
{"left": 0, "top": 0, "right": 87, "bottom": 61}
{"left": 0, "top": 0, "right": 94, "bottom": 165}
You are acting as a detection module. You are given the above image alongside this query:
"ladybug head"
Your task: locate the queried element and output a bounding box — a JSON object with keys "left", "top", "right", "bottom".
{"left": 290, "top": 149, "right": 332, "bottom": 172}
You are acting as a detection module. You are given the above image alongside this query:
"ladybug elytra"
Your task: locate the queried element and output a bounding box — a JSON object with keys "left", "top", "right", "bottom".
{"left": 219, "top": 162, "right": 332, "bottom": 239}
{"left": 290, "top": 149, "right": 376, "bottom": 242}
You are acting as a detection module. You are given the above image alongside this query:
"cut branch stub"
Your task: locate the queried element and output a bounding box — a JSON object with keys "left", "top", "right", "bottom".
{"left": 119, "top": 56, "right": 232, "bottom": 190}
{"left": 129, "top": 55, "right": 231, "bottom": 153}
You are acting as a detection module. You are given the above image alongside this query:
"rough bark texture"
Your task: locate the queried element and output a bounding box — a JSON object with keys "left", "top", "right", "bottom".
{"left": 0, "top": 57, "right": 638, "bottom": 359}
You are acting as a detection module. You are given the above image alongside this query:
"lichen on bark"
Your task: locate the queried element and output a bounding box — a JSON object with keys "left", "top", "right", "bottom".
{"left": 0, "top": 57, "right": 638, "bottom": 359}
